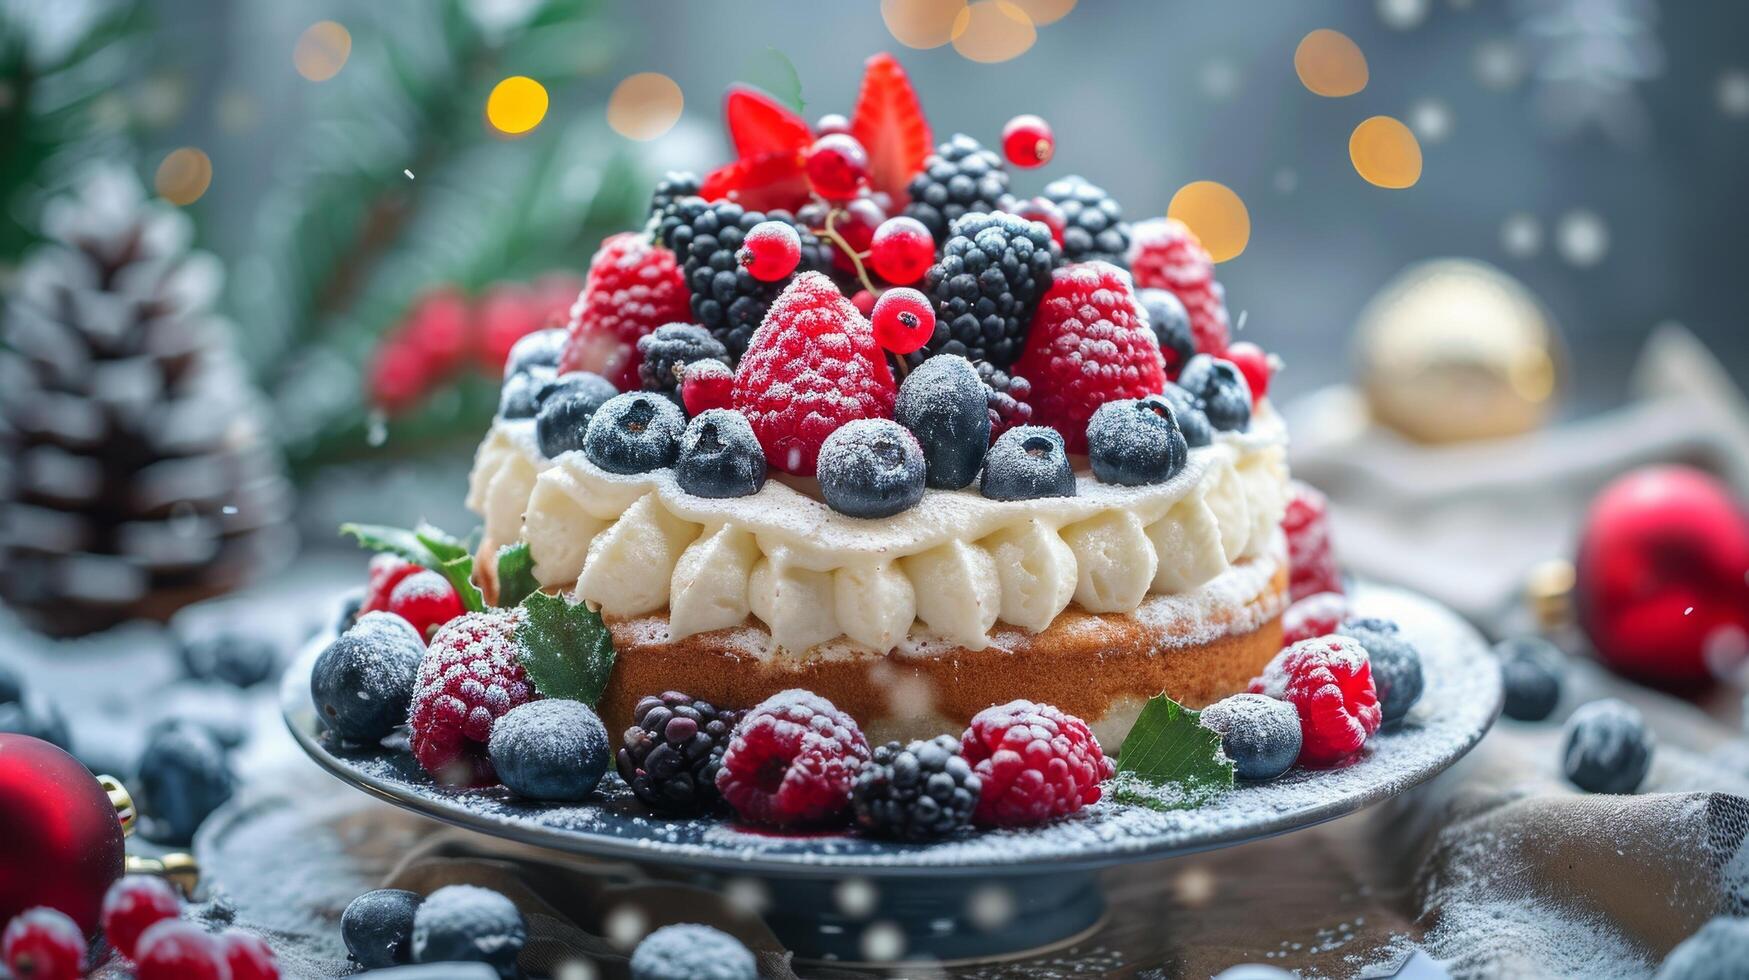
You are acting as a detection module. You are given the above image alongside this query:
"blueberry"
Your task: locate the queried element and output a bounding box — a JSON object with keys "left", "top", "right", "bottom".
{"left": 496, "top": 366, "right": 553, "bottom": 420}
{"left": 137, "top": 721, "right": 234, "bottom": 845}
{"left": 309, "top": 611, "right": 425, "bottom": 743}
{"left": 179, "top": 633, "right": 279, "bottom": 688}
{"left": 336, "top": 589, "right": 365, "bottom": 634}
{"left": 343, "top": 888, "right": 424, "bottom": 968}
{"left": 1138, "top": 288, "right": 1195, "bottom": 369}
{"left": 584, "top": 392, "right": 686, "bottom": 474}
{"left": 487, "top": 699, "right": 610, "bottom": 802}
{"left": 411, "top": 885, "right": 526, "bottom": 979}
{"left": 1159, "top": 382, "right": 1213, "bottom": 448}
{"left": 1199, "top": 693, "right": 1302, "bottom": 781}
{"left": 535, "top": 371, "right": 619, "bottom": 458}
{"left": 1562, "top": 698, "right": 1653, "bottom": 794}
{"left": 1339, "top": 618, "right": 1423, "bottom": 726}
{"left": 895, "top": 354, "right": 990, "bottom": 490}
{"left": 0, "top": 695, "right": 70, "bottom": 750}
{"left": 1087, "top": 397, "right": 1189, "bottom": 486}
{"left": 0, "top": 660, "right": 21, "bottom": 705}
{"left": 817, "top": 418, "right": 927, "bottom": 518}
{"left": 1656, "top": 916, "right": 1749, "bottom": 980}
{"left": 980, "top": 425, "right": 1076, "bottom": 501}
{"left": 630, "top": 923, "right": 758, "bottom": 980}
{"left": 1494, "top": 636, "right": 1563, "bottom": 722}
{"left": 503, "top": 327, "right": 566, "bottom": 380}
{"left": 1179, "top": 354, "right": 1252, "bottom": 431}
{"left": 675, "top": 409, "right": 766, "bottom": 498}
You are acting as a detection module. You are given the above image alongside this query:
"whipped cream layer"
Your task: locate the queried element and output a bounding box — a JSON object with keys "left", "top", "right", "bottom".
{"left": 468, "top": 407, "right": 1289, "bottom": 654}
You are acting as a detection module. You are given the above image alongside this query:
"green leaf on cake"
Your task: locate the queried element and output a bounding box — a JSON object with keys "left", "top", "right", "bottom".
{"left": 415, "top": 523, "right": 472, "bottom": 563}
{"left": 437, "top": 554, "right": 486, "bottom": 614}
{"left": 495, "top": 542, "right": 540, "bottom": 608}
{"left": 1111, "top": 694, "right": 1235, "bottom": 811}
{"left": 339, "top": 523, "right": 436, "bottom": 565}
{"left": 339, "top": 521, "right": 485, "bottom": 612}
{"left": 515, "top": 591, "right": 615, "bottom": 707}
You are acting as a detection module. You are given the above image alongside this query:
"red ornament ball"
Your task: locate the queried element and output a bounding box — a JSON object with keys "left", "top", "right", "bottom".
{"left": 1001, "top": 114, "right": 1054, "bottom": 168}
{"left": 0, "top": 736, "right": 126, "bottom": 937}
{"left": 1575, "top": 466, "right": 1749, "bottom": 686}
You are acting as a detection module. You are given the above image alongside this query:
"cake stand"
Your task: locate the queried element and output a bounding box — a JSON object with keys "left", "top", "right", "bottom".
{"left": 282, "top": 584, "right": 1499, "bottom": 965}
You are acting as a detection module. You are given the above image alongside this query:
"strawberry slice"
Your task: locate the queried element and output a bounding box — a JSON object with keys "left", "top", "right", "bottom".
{"left": 701, "top": 150, "right": 811, "bottom": 213}
{"left": 724, "top": 86, "right": 814, "bottom": 159}
{"left": 850, "top": 53, "right": 932, "bottom": 209}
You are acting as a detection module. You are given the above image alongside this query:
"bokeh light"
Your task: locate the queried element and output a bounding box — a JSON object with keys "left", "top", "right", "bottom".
{"left": 606, "top": 72, "right": 683, "bottom": 141}
{"left": 1500, "top": 212, "right": 1542, "bottom": 258}
{"left": 1294, "top": 29, "right": 1369, "bottom": 97}
{"left": 1377, "top": 0, "right": 1431, "bottom": 30}
{"left": 1556, "top": 209, "right": 1609, "bottom": 267}
{"left": 154, "top": 147, "right": 212, "bottom": 205}
{"left": 951, "top": 1, "right": 1037, "bottom": 64}
{"left": 1168, "top": 181, "right": 1250, "bottom": 262}
{"left": 293, "top": 21, "right": 351, "bottom": 82}
{"left": 487, "top": 76, "right": 549, "bottom": 135}
{"left": 1408, "top": 98, "right": 1453, "bottom": 142}
{"left": 1349, "top": 116, "right": 1423, "bottom": 188}
{"left": 1009, "top": 0, "right": 1076, "bottom": 25}
{"left": 881, "top": 0, "right": 966, "bottom": 48}
{"left": 1718, "top": 69, "right": 1749, "bottom": 117}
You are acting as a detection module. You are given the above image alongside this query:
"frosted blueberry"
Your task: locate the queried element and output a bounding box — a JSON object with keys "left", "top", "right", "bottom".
{"left": 137, "top": 721, "right": 234, "bottom": 845}
{"left": 411, "top": 885, "right": 526, "bottom": 979}
{"left": 584, "top": 392, "right": 686, "bottom": 474}
{"left": 1178, "top": 354, "right": 1251, "bottom": 432}
{"left": 310, "top": 611, "right": 425, "bottom": 743}
{"left": 496, "top": 366, "right": 553, "bottom": 420}
{"left": 630, "top": 923, "right": 757, "bottom": 980}
{"left": 487, "top": 699, "right": 610, "bottom": 802}
{"left": 1562, "top": 698, "right": 1652, "bottom": 794}
{"left": 1339, "top": 617, "right": 1424, "bottom": 727}
{"left": 342, "top": 888, "right": 423, "bottom": 968}
{"left": 980, "top": 425, "right": 1076, "bottom": 501}
{"left": 895, "top": 354, "right": 990, "bottom": 490}
{"left": 1138, "top": 287, "right": 1195, "bottom": 372}
{"left": 1199, "top": 693, "right": 1301, "bottom": 781}
{"left": 1159, "top": 382, "right": 1213, "bottom": 448}
{"left": 535, "top": 371, "right": 619, "bottom": 458}
{"left": 817, "top": 418, "right": 927, "bottom": 518}
{"left": 1086, "top": 396, "right": 1189, "bottom": 486}
{"left": 1495, "top": 636, "right": 1563, "bottom": 722}
{"left": 675, "top": 409, "right": 767, "bottom": 498}
{"left": 503, "top": 327, "right": 565, "bottom": 379}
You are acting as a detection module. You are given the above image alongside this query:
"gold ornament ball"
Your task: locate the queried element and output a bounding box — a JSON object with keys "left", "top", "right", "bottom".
{"left": 1353, "top": 258, "right": 1561, "bottom": 444}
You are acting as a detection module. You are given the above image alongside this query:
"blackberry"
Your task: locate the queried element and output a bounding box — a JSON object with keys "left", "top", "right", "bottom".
{"left": 976, "top": 361, "right": 1034, "bottom": 437}
{"left": 903, "top": 134, "right": 1011, "bottom": 243}
{"left": 657, "top": 198, "right": 831, "bottom": 358}
{"left": 615, "top": 692, "right": 743, "bottom": 815}
{"left": 647, "top": 170, "right": 700, "bottom": 226}
{"left": 1042, "top": 174, "right": 1130, "bottom": 266}
{"left": 636, "top": 323, "right": 728, "bottom": 398}
{"left": 917, "top": 211, "right": 1055, "bottom": 368}
{"left": 852, "top": 735, "right": 981, "bottom": 841}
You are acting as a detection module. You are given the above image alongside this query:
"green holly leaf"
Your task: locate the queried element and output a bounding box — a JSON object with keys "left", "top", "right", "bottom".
{"left": 339, "top": 523, "right": 437, "bottom": 566}
{"left": 514, "top": 591, "right": 615, "bottom": 707}
{"left": 1112, "top": 694, "right": 1235, "bottom": 811}
{"left": 339, "top": 521, "right": 485, "bottom": 612}
{"left": 415, "top": 523, "right": 472, "bottom": 563}
{"left": 742, "top": 47, "right": 805, "bottom": 113}
{"left": 495, "top": 542, "right": 540, "bottom": 608}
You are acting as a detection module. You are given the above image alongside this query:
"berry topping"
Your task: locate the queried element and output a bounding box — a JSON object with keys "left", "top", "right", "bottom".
{"left": 895, "top": 354, "right": 991, "bottom": 490}
{"left": 868, "top": 215, "right": 935, "bottom": 284}
{"left": 903, "top": 135, "right": 1010, "bottom": 242}
{"left": 814, "top": 112, "right": 850, "bottom": 135}
{"left": 1041, "top": 175, "right": 1130, "bottom": 266}
{"left": 1494, "top": 636, "right": 1564, "bottom": 722}
{"left": 1157, "top": 382, "right": 1213, "bottom": 448}
{"left": 817, "top": 418, "right": 928, "bottom": 518}
{"left": 502, "top": 326, "right": 566, "bottom": 380}
{"left": 3, "top": 907, "right": 84, "bottom": 980}
{"left": 135, "top": 920, "right": 227, "bottom": 980}
{"left": 1339, "top": 618, "right": 1424, "bottom": 727}
{"left": 410, "top": 885, "right": 526, "bottom": 979}
{"left": 730, "top": 271, "right": 896, "bottom": 477}
{"left": 219, "top": 930, "right": 279, "bottom": 980}
{"left": 1001, "top": 114, "right": 1054, "bottom": 168}
{"left": 136, "top": 725, "right": 232, "bottom": 846}
{"left": 177, "top": 633, "right": 278, "bottom": 689}
{"left": 850, "top": 288, "right": 877, "bottom": 316}
{"left": 1010, "top": 195, "right": 1066, "bottom": 246}
{"left": 101, "top": 875, "right": 182, "bottom": 960}
{"left": 647, "top": 171, "right": 701, "bottom": 225}
{"left": 918, "top": 210, "right": 1055, "bottom": 368}
{"left": 1249, "top": 636, "right": 1382, "bottom": 767}
{"left": 723, "top": 86, "right": 813, "bottom": 159}
{"left": 853, "top": 734, "right": 982, "bottom": 841}
{"left": 1177, "top": 353, "right": 1252, "bottom": 431}
{"left": 1283, "top": 479, "right": 1343, "bottom": 600}
{"left": 1223, "top": 340, "right": 1274, "bottom": 404}
{"left": 1281, "top": 591, "right": 1351, "bottom": 646}
{"left": 310, "top": 612, "right": 425, "bottom": 743}
{"left": 804, "top": 133, "right": 871, "bottom": 201}
{"left": 557, "top": 232, "right": 691, "bottom": 391}
{"left": 657, "top": 199, "right": 831, "bottom": 358}
{"left": 1562, "top": 698, "right": 1653, "bottom": 794}
{"left": 960, "top": 699, "right": 1113, "bottom": 827}
{"left": 736, "top": 220, "right": 803, "bottom": 282}
{"left": 1127, "top": 217, "right": 1231, "bottom": 355}
{"left": 676, "top": 409, "right": 767, "bottom": 499}
{"left": 363, "top": 553, "right": 421, "bottom": 614}
{"left": 534, "top": 371, "right": 619, "bottom": 458}
{"left": 342, "top": 889, "right": 422, "bottom": 969}
{"left": 488, "top": 699, "right": 610, "bottom": 802}
{"left": 716, "top": 689, "right": 871, "bottom": 827}
{"left": 584, "top": 392, "right": 687, "bottom": 474}
{"left": 699, "top": 149, "right": 812, "bottom": 214}
{"left": 631, "top": 923, "right": 758, "bottom": 980}
{"left": 496, "top": 367, "right": 552, "bottom": 420}
{"left": 409, "top": 611, "right": 533, "bottom": 786}
{"left": 679, "top": 359, "right": 735, "bottom": 416}
{"left": 1087, "top": 396, "right": 1189, "bottom": 486}
{"left": 617, "top": 692, "right": 745, "bottom": 816}
{"left": 981, "top": 425, "right": 1075, "bottom": 501}
{"left": 1138, "top": 287, "right": 1196, "bottom": 378}
{"left": 849, "top": 52, "right": 933, "bottom": 207}
{"left": 978, "top": 361, "right": 1034, "bottom": 438}
{"left": 386, "top": 570, "right": 464, "bottom": 641}
{"left": 870, "top": 286, "right": 936, "bottom": 355}
{"left": 1011, "top": 261, "right": 1166, "bottom": 454}
{"left": 805, "top": 196, "right": 884, "bottom": 275}
{"left": 636, "top": 323, "right": 730, "bottom": 398}
{"left": 1199, "top": 693, "right": 1303, "bottom": 781}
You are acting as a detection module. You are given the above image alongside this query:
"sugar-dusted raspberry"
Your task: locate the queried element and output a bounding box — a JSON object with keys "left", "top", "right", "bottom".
{"left": 362, "top": 552, "right": 420, "bottom": 614}
{"left": 557, "top": 232, "right": 690, "bottom": 391}
{"left": 1010, "top": 262, "right": 1166, "bottom": 455}
{"left": 960, "top": 699, "right": 1114, "bottom": 827}
{"left": 1281, "top": 591, "right": 1351, "bottom": 645}
{"left": 1283, "top": 479, "right": 1342, "bottom": 600}
{"left": 730, "top": 271, "right": 896, "bottom": 476}
{"left": 716, "top": 689, "right": 871, "bottom": 827}
{"left": 1126, "top": 218, "right": 1231, "bottom": 356}
{"left": 409, "top": 611, "right": 534, "bottom": 786}
{"left": 1249, "top": 636, "right": 1381, "bottom": 766}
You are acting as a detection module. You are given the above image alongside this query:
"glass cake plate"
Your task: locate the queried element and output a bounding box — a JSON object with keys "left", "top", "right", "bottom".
{"left": 282, "top": 583, "right": 1500, "bottom": 964}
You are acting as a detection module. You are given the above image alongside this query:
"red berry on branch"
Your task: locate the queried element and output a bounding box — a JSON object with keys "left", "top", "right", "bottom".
{"left": 804, "top": 133, "right": 871, "bottom": 201}
{"left": 868, "top": 216, "right": 935, "bottom": 284}
{"left": 366, "top": 343, "right": 429, "bottom": 415}
{"left": 681, "top": 360, "right": 735, "bottom": 416}
{"left": 101, "top": 876, "right": 181, "bottom": 960}
{"left": 362, "top": 553, "right": 420, "bottom": 614}
{"left": 1223, "top": 341, "right": 1274, "bottom": 404}
{"left": 400, "top": 288, "right": 471, "bottom": 377}
{"left": 850, "top": 289, "right": 877, "bottom": 317}
{"left": 1012, "top": 196, "right": 1066, "bottom": 247}
{"left": 871, "top": 288, "right": 935, "bottom": 356}
{"left": 1001, "top": 114, "right": 1054, "bottom": 168}
{"left": 475, "top": 283, "right": 543, "bottom": 374}
{"left": 736, "top": 221, "right": 802, "bottom": 282}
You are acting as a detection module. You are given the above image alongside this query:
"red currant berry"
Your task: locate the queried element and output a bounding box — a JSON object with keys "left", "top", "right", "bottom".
{"left": 219, "top": 930, "right": 279, "bottom": 980}
{"left": 1223, "top": 341, "right": 1274, "bottom": 404}
{"left": 362, "top": 553, "right": 420, "bottom": 613}
{"left": 101, "top": 875, "right": 181, "bottom": 960}
{"left": 1001, "top": 114, "right": 1054, "bottom": 168}
{"left": 814, "top": 112, "right": 850, "bottom": 135}
{"left": 871, "top": 288, "right": 935, "bottom": 356}
{"left": 868, "top": 216, "right": 935, "bottom": 285}
{"left": 680, "top": 359, "right": 735, "bottom": 416}
{"left": 135, "top": 920, "right": 226, "bottom": 980}
{"left": 1012, "top": 196, "right": 1066, "bottom": 246}
{"left": 827, "top": 198, "right": 885, "bottom": 274}
{"left": 2, "top": 908, "right": 85, "bottom": 980}
{"left": 804, "top": 133, "right": 870, "bottom": 201}
{"left": 736, "top": 220, "right": 802, "bottom": 282}
{"left": 386, "top": 570, "right": 464, "bottom": 642}
{"left": 850, "top": 289, "right": 877, "bottom": 317}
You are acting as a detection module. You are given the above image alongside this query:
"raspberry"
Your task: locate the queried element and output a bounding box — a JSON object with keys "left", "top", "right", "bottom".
{"left": 219, "top": 930, "right": 279, "bottom": 980}
{"left": 1281, "top": 591, "right": 1351, "bottom": 645}
{"left": 1283, "top": 480, "right": 1343, "bottom": 600}
{"left": 557, "top": 232, "right": 690, "bottom": 391}
{"left": 362, "top": 553, "right": 420, "bottom": 614}
{"left": 960, "top": 700, "right": 1114, "bottom": 827}
{"left": 1010, "top": 262, "right": 1166, "bottom": 455}
{"left": 1127, "top": 218, "right": 1231, "bottom": 356}
{"left": 716, "top": 689, "right": 871, "bottom": 827}
{"left": 385, "top": 570, "right": 464, "bottom": 641}
{"left": 101, "top": 875, "right": 182, "bottom": 959}
{"left": 1223, "top": 341, "right": 1274, "bottom": 404}
{"left": 2, "top": 907, "right": 84, "bottom": 980}
{"left": 135, "top": 920, "right": 227, "bottom": 980}
{"left": 1249, "top": 636, "right": 1381, "bottom": 766}
{"left": 409, "top": 611, "right": 535, "bottom": 786}
{"left": 730, "top": 271, "right": 896, "bottom": 476}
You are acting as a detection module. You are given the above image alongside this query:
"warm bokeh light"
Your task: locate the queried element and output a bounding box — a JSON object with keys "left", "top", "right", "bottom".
{"left": 951, "top": 1, "right": 1037, "bottom": 64}
{"left": 1167, "top": 181, "right": 1251, "bottom": 263}
{"left": 1009, "top": 0, "right": 1076, "bottom": 25}
{"left": 881, "top": 0, "right": 966, "bottom": 48}
{"left": 293, "top": 21, "right": 351, "bottom": 82}
{"left": 487, "top": 76, "right": 549, "bottom": 136}
{"left": 1294, "top": 28, "right": 1369, "bottom": 97}
{"left": 155, "top": 148, "right": 212, "bottom": 206}
{"left": 606, "top": 72, "right": 683, "bottom": 141}
{"left": 1349, "top": 115, "right": 1423, "bottom": 188}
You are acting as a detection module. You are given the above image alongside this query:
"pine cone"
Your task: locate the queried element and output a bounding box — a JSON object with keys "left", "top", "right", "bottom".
{"left": 0, "top": 167, "right": 293, "bottom": 636}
